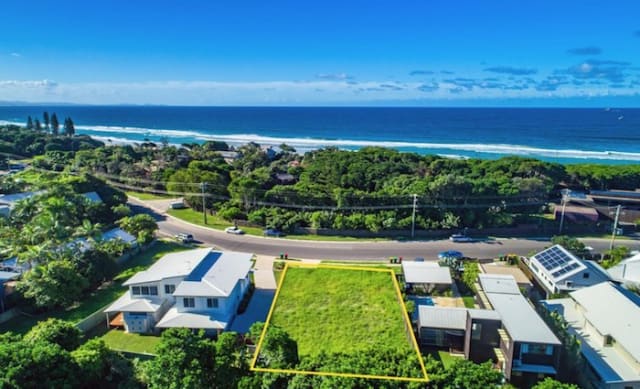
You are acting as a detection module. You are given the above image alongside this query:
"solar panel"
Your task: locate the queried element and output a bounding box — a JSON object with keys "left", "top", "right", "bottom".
{"left": 535, "top": 246, "right": 573, "bottom": 271}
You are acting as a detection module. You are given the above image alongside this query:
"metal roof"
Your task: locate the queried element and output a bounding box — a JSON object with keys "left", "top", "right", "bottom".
{"left": 104, "top": 292, "right": 163, "bottom": 313}
{"left": 486, "top": 292, "right": 560, "bottom": 345}
{"left": 570, "top": 282, "right": 640, "bottom": 364}
{"left": 173, "top": 251, "right": 253, "bottom": 297}
{"left": 155, "top": 307, "right": 229, "bottom": 330}
{"left": 478, "top": 274, "right": 521, "bottom": 295}
{"left": 418, "top": 306, "right": 467, "bottom": 330}
{"left": 608, "top": 253, "right": 640, "bottom": 284}
{"left": 467, "top": 308, "right": 501, "bottom": 321}
{"left": 402, "top": 262, "right": 452, "bottom": 285}
{"left": 101, "top": 228, "right": 137, "bottom": 244}
{"left": 123, "top": 247, "right": 213, "bottom": 285}
{"left": 530, "top": 245, "right": 586, "bottom": 283}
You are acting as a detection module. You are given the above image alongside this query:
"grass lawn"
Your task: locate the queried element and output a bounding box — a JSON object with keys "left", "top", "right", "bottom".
{"left": 424, "top": 349, "right": 460, "bottom": 369}
{"left": 0, "top": 240, "right": 187, "bottom": 335}
{"left": 125, "top": 191, "right": 172, "bottom": 200}
{"left": 101, "top": 329, "right": 161, "bottom": 354}
{"left": 462, "top": 296, "right": 476, "bottom": 308}
{"left": 265, "top": 266, "right": 414, "bottom": 357}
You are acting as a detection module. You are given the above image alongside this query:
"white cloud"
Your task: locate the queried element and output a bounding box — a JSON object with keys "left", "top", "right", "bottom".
{"left": 0, "top": 79, "right": 636, "bottom": 105}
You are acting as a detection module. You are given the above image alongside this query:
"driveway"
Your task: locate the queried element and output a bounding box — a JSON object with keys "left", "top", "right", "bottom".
{"left": 230, "top": 255, "right": 277, "bottom": 334}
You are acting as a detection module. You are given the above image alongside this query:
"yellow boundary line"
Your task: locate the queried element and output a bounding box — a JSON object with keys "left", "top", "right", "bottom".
{"left": 249, "top": 262, "right": 429, "bottom": 382}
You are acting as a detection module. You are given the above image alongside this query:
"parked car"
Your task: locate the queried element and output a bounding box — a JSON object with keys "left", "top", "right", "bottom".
{"left": 170, "top": 200, "right": 186, "bottom": 209}
{"left": 175, "top": 233, "right": 194, "bottom": 243}
{"left": 225, "top": 226, "right": 245, "bottom": 235}
{"left": 263, "top": 229, "right": 282, "bottom": 237}
{"left": 449, "top": 234, "right": 473, "bottom": 243}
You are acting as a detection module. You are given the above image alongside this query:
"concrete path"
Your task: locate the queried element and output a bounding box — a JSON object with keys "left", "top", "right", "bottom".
{"left": 230, "top": 255, "right": 277, "bottom": 333}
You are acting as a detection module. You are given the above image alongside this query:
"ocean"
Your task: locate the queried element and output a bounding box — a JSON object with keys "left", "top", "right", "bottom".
{"left": 0, "top": 106, "right": 639, "bottom": 165}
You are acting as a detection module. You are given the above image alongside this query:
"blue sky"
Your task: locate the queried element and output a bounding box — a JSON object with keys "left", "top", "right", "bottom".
{"left": 1, "top": 0, "right": 640, "bottom": 106}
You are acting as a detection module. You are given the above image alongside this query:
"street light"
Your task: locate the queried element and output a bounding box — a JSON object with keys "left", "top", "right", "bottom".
{"left": 558, "top": 189, "right": 569, "bottom": 234}
{"left": 609, "top": 205, "right": 624, "bottom": 251}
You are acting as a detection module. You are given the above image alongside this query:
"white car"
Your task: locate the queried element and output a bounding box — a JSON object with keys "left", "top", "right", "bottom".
{"left": 225, "top": 226, "right": 245, "bottom": 235}
{"left": 449, "top": 234, "right": 473, "bottom": 242}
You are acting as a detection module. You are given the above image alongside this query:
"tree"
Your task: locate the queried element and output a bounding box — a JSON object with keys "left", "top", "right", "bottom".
{"left": 532, "top": 377, "right": 579, "bottom": 389}
{"left": 50, "top": 113, "right": 59, "bottom": 135}
{"left": 118, "top": 214, "right": 158, "bottom": 244}
{"left": 0, "top": 334, "right": 79, "bottom": 388}
{"left": 462, "top": 261, "right": 480, "bottom": 292}
{"left": 602, "top": 246, "right": 629, "bottom": 269}
{"left": 72, "top": 338, "right": 138, "bottom": 387}
{"left": 43, "top": 112, "right": 50, "bottom": 130}
{"left": 435, "top": 359, "right": 503, "bottom": 389}
{"left": 142, "top": 328, "right": 217, "bottom": 389}
{"left": 17, "top": 260, "right": 88, "bottom": 309}
{"left": 26, "top": 116, "right": 34, "bottom": 130}
{"left": 551, "top": 235, "right": 588, "bottom": 258}
{"left": 34, "top": 119, "right": 42, "bottom": 132}
{"left": 214, "top": 332, "right": 248, "bottom": 388}
{"left": 24, "top": 318, "right": 82, "bottom": 351}
{"left": 250, "top": 322, "right": 298, "bottom": 369}
{"left": 64, "top": 117, "right": 75, "bottom": 136}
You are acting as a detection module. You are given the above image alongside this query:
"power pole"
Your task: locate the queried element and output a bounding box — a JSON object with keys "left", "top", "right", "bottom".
{"left": 411, "top": 194, "right": 418, "bottom": 238}
{"left": 609, "top": 204, "right": 622, "bottom": 251}
{"left": 558, "top": 196, "right": 567, "bottom": 234}
{"left": 201, "top": 182, "right": 208, "bottom": 225}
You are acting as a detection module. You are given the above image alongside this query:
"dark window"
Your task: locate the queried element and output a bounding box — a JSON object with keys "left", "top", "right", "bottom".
{"left": 583, "top": 272, "right": 590, "bottom": 279}
{"left": 141, "top": 286, "right": 149, "bottom": 295}
{"left": 472, "top": 322, "right": 482, "bottom": 340}
{"left": 165, "top": 284, "right": 175, "bottom": 294}
{"left": 183, "top": 298, "right": 195, "bottom": 308}
{"left": 149, "top": 286, "right": 158, "bottom": 296}
{"left": 132, "top": 286, "right": 141, "bottom": 295}
{"left": 207, "top": 298, "right": 218, "bottom": 308}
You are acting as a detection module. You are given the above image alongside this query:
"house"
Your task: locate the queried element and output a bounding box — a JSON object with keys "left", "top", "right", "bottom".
{"left": 105, "top": 248, "right": 253, "bottom": 335}
{"left": 478, "top": 274, "right": 561, "bottom": 386}
{"left": 0, "top": 191, "right": 42, "bottom": 217}
{"left": 542, "top": 282, "right": 640, "bottom": 388}
{"left": 416, "top": 274, "right": 561, "bottom": 386}
{"left": 608, "top": 252, "right": 640, "bottom": 288}
{"left": 524, "top": 245, "right": 610, "bottom": 297}
{"left": 402, "top": 261, "right": 452, "bottom": 293}
{"left": 101, "top": 227, "right": 138, "bottom": 248}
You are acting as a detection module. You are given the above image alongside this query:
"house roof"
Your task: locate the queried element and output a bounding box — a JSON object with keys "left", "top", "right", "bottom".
{"left": 82, "top": 191, "right": 102, "bottom": 203}
{"left": 467, "top": 308, "right": 501, "bottom": 321}
{"left": 529, "top": 245, "right": 587, "bottom": 284}
{"left": 570, "top": 282, "right": 640, "bottom": 363}
{"left": 480, "top": 263, "right": 532, "bottom": 286}
{"left": 123, "top": 247, "right": 213, "bottom": 286}
{"left": 104, "top": 292, "right": 163, "bottom": 313}
{"left": 402, "top": 262, "right": 452, "bottom": 285}
{"left": 478, "top": 274, "right": 521, "bottom": 295}
{"left": 418, "top": 306, "right": 467, "bottom": 330}
{"left": 608, "top": 253, "right": 640, "bottom": 284}
{"left": 0, "top": 271, "right": 20, "bottom": 281}
{"left": 173, "top": 251, "right": 253, "bottom": 297}
{"left": 486, "top": 292, "right": 560, "bottom": 345}
{"left": 155, "top": 307, "right": 229, "bottom": 330}
{"left": 102, "top": 228, "right": 137, "bottom": 244}
{"left": 0, "top": 191, "right": 42, "bottom": 207}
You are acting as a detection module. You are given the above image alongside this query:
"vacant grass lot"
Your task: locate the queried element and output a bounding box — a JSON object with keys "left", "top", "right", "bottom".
{"left": 267, "top": 266, "right": 414, "bottom": 357}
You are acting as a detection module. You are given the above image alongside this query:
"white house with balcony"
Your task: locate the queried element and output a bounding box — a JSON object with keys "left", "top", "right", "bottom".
{"left": 105, "top": 247, "right": 253, "bottom": 335}
{"left": 542, "top": 282, "right": 640, "bottom": 388}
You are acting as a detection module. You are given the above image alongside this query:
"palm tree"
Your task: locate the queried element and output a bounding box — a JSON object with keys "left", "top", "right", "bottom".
{"left": 74, "top": 219, "right": 103, "bottom": 244}
{"left": 10, "top": 196, "right": 40, "bottom": 225}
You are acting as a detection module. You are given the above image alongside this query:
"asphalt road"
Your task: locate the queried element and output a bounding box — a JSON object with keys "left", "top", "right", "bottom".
{"left": 129, "top": 198, "right": 640, "bottom": 261}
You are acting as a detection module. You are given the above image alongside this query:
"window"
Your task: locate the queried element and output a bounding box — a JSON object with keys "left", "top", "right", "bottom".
{"left": 132, "top": 286, "right": 141, "bottom": 295}
{"left": 525, "top": 344, "right": 550, "bottom": 355}
{"left": 472, "top": 322, "right": 482, "bottom": 340}
{"left": 583, "top": 272, "right": 590, "bottom": 279}
{"left": 141, "top": 286, "right": 149, "bottom": 295}
{"left": 149, "top": 286, "right": 158, "bottom": 296}
{"left": 165, "top": 284, "right": 175, "bottom": 294}
{"left": 207, "top": 298, "right": 218, "bottom": 308}
{"left": 183, "top": 298, "right": 195, "bottom": 308}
